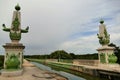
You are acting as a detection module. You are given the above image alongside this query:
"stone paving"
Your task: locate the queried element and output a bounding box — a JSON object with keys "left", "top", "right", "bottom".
{"left": 0, "top": 67, "right": 55, "bottom": 80}
{"left": 0, "top": 60, "right": 67, "bottom": 80}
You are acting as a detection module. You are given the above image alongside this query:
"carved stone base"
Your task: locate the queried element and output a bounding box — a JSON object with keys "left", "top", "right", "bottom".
{"left": 3, "top": 43, "right": 25, "bottom": 69}
{"left": 97, "top": 45, "right": 115, "bottom": 64}
{"left": 1, "top": 69, "right": 23, "bottom": 77}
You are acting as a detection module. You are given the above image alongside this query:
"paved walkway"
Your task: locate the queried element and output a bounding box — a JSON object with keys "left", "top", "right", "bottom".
{"left": 0, "top": 60, "right": 67, "bottom": 80}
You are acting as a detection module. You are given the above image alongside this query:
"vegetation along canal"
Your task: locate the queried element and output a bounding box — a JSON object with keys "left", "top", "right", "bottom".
{"left": 31, "top": 61, "right": 107, "bottom": 80}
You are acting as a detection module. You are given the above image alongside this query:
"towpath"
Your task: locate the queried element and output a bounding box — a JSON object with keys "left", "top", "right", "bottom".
{"left": 0, "top": 59, "right": 67, "bottom": 80}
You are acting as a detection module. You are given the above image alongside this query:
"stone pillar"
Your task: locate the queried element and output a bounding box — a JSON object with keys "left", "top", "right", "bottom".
{"left": 97, "top": 45, "right": 115, "bottom": 64}
{"left": 3, "top": 43, "right": 25, "bottom": 69}
{"left": 1, "top": 4, "right": 29, "bottom": 77}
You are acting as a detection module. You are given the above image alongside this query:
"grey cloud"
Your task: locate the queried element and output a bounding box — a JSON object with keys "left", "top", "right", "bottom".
{"left": 0, "top": 0, "right": 120, "bottom": 55}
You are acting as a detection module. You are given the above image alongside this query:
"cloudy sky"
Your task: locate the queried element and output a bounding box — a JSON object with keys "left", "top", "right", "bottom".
{"left": 0, "top": 0, "right": 120, "bottom": 55}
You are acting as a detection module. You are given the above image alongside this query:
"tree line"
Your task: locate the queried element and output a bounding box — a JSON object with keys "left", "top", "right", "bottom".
{"left": 24, "top": 50, "right": 98, "bottom": 60}
{"left": 0, "top": 55, "right": 4, "bottom": 69}
{"left": 24, "top": 43, "right": 120, "bottom": 64}
{"left": 0, "top": 43, "right": 120, "bottom": 68}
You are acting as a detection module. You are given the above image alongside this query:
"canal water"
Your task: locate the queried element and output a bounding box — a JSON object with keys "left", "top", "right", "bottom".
{"left": 31, "top": 62, "right": 104, "bottom": 80}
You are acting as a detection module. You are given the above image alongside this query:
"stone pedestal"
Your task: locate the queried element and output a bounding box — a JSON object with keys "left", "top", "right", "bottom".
{"left": 1, "top": 69, "right": 23, "bottom": 77}
{"left": 97, "top": 45, "right": 116, "bottom": 64}
{"left": 1, "top": 4, "right": 29, "bottom": 77}
{"left": 3, "top": 43, "right": 25, "bottom": 69}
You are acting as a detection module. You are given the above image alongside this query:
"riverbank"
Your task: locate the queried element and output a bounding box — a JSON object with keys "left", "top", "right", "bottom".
{"left": 28, "top": 59, "right": 120, "bottom": 80}
{"left": 0, "top": 60, "right": 67, "bottom": 80}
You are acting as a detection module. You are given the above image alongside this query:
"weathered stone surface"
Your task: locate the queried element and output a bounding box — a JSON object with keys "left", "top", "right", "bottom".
{"left": 97, "top": 45, "right": 115, "bottom": 64}
{"left": 22, "top": 59, "right": 35, "bottom": 67}
{"left": 97, "top": 20, "right": 110, "bottom": 46}
{"left": 0, "top": 60, "right": 67, "bottom": 80}
{"left": 3, "top": 43, "right": 25, "bottom": 69}
{"left": 2, "top": 4, "right": 28, "bottom": 70}
{"left": 1, "top": 69, "right": 23, "bottom": 77}
{"left": 73, "top": 59, "right": 99, "bottom": 66}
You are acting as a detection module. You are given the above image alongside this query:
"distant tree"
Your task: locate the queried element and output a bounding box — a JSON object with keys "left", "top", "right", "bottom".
{"left": 0, "top": 55, "right": 4, "bottom": 69}
{"left": 50, "top": 50, "right": 72, "bottom": 60}
{"left": 24, "top": 54, "right": 50, "bottom": 59}
{"left": 69, "top": 53, "right": 76, "bottom": 59}
{"left": 75, "top": 53, "right": 98, "bottom": 60}
{"left": 108, "top": 43, "right": 116, "bottom": 47}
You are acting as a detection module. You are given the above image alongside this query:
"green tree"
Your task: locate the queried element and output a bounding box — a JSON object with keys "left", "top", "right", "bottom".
{"left": 69, "top": 53, "right": 76, "bottom": 59}
{"left": 50, "top": 50, "right": 72, "bottom": 60}
{"left": 0, "top": 55, "right": 4, "bottom": 69}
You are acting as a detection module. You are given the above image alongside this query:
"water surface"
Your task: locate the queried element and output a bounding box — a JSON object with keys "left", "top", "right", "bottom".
{"left": 32, "top": 62, "right": 100, "bottom": 80}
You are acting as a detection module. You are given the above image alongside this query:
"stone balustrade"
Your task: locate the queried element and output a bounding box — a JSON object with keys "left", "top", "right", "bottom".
{"left": 73, "top": 59, "right": 99, "bottom": 66}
